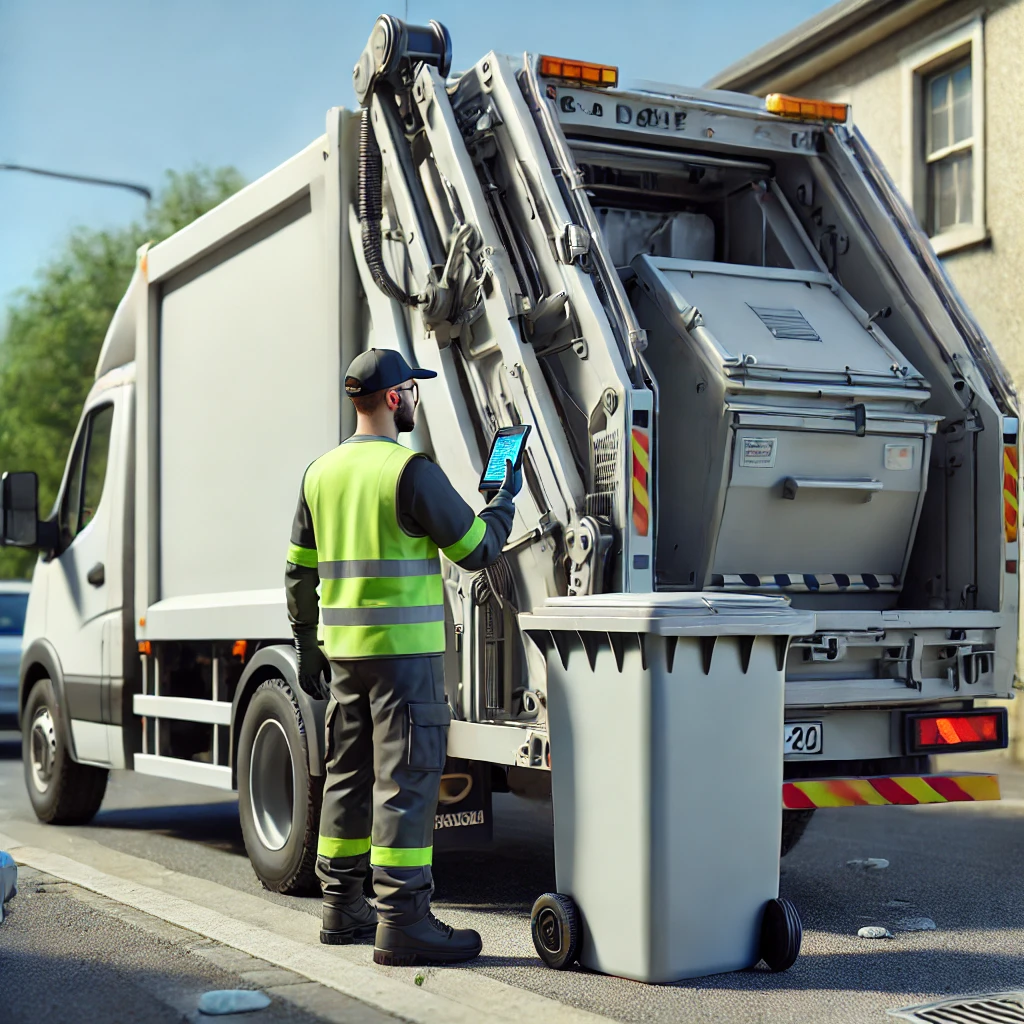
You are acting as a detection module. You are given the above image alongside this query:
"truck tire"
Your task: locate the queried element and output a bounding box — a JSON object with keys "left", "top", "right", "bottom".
{"left": 237, "top": 678, "right": 321, "bottom": 896}
{"left": 22, "top": 677, "right": 108, "bottom": 825}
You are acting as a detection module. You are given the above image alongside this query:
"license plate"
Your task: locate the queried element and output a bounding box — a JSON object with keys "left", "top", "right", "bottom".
{"left": 785, "top": 722, "right": 823, "bottom": 755}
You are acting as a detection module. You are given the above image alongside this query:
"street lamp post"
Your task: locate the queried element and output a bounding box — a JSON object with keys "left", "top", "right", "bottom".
{"left": 0, "top": 163, "right": 151, "bottom": 201}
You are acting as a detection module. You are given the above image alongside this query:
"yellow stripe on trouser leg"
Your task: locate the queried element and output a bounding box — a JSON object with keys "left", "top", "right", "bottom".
{"left": 318, "top": 835, "right": 371, "bottom": 857}
{"left": 370, "top": 845, "right": 433, "bottom": 867}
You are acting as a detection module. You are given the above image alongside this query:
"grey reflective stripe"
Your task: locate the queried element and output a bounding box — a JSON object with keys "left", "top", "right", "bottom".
{"left": 318, "top": 558, "right": 441, "bottom": 579}
{"left": 322, "top": 605, "right": 446, "bottom": 626}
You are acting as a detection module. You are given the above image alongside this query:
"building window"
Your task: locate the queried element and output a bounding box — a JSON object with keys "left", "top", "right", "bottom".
{"left": 901, "top": 17, "right": 986, "bottom": 255}
{"left": 925, "top": 61, "right": 972, "bottom": 234}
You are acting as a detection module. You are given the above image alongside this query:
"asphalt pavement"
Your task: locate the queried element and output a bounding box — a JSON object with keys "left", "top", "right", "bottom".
{"left": 0, "top": 864, "right": 395, "bottom": 1024}
{"left": 2, "top": 730, "right": 1024, "bottom": 1023}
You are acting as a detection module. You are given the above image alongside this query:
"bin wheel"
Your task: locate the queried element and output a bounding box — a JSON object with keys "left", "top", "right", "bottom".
{"left": 531, "top": 893, "right": 581, "bottom": 970}
{"left": 760, "top": 897, "right": 802, "bottom": 972}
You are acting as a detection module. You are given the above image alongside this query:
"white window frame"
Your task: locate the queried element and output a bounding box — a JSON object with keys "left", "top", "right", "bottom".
{"left": 900, "top": 15, "right": 986, "bottom": 256}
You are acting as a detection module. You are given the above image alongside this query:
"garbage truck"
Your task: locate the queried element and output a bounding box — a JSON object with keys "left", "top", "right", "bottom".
{"left": 3, "top": 14, "right": 1016, "bottom": 899}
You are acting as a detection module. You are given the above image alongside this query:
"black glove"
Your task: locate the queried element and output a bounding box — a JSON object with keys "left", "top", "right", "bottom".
{"left": 500, "top": 458, "right": 522, "bottom": 498}
{"left": 293, "top": 626, "right": 331, "bottom": 701}
{"left": 480, "top": 458, "right": 519, "bottom": 535}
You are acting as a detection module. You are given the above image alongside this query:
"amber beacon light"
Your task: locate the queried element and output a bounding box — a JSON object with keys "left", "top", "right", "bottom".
{"left": 539, "top": 55, "right": 618, "bottom": 88}
{"left": 766, "top": 93, "right": 849, "bottom": 123}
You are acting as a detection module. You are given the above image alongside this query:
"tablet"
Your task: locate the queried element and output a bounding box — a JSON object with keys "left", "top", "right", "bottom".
{"left": 479, "top": 425, "right": 532, "bottom": 491}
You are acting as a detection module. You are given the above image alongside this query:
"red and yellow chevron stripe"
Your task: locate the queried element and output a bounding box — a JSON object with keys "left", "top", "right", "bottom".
{"left": 631, "top": 428, "right": 650, "bottom": 536}
{"left": 1004, "top": 445, "right": 1018, "bottom": 543}
{"left": 783, "top": 773, "right": 999, "bottom": 809}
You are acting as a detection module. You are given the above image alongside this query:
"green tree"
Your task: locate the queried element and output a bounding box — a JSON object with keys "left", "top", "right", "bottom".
{"left": 0, "top": 166, "right": 244, "bottom": 578}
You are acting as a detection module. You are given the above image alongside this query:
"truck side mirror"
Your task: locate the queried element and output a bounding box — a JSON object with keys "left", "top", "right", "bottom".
{"left": 1, "top": 471, "right": 39, "bottom": 547}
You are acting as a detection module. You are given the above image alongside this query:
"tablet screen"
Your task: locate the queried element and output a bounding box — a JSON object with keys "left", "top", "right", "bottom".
{"left": 481, "top": 428, "right": 529, "bottom": 487}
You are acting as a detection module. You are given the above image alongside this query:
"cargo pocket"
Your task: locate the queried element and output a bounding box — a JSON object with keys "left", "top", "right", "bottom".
{"left": 407, "top": 701, "right": 452, "bottom": 771}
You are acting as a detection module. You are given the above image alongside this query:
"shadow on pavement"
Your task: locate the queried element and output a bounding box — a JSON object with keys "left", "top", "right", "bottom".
{"left": 779, "top": 804, "right": 1024, "bottom": 940}
{"left": 456, "top": 953, "right": 544, "bottom": 968}
{"left": 0, "top": 734, "right": 21, "bottom": 760}
{"left": 667, "top": 948, "right": 1024, "bottom": 993}
{"left": 433, "top": 818, "right": 556, "bottom": 913}
{"left": 90, "top": 802, "right": 247, "bottom": 855}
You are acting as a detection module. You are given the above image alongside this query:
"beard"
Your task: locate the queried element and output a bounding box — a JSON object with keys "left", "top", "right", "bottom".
{"left": 394, "top": 400, "right": 416, "bottom": 434}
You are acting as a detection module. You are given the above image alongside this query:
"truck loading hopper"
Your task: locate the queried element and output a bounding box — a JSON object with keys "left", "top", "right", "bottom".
{"left": 630, "top": 257, "right": 942, "bottom": 601}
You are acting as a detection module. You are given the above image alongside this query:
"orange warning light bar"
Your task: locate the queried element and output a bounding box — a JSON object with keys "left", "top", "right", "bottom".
{"left": 765, "top": 93, "right": 848, "bottom": 123}
{"left": 539, "top": 55, "right": 618, "bottom": 88}
{"left": 1004, "top": 444, "right": 1018, "bottom": 543}
{"left": 907, "top": 709, "right": 1007, "bottom": 754}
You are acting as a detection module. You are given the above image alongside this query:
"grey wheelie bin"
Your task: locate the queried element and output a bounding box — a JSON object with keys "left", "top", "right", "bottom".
{"left": 519, "top": 593, "right": 815, "bottom": 982}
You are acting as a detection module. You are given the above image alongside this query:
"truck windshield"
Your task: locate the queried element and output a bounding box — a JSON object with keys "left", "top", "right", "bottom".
{"left": 0, "top": 593, "right": 28, "bottom": 636}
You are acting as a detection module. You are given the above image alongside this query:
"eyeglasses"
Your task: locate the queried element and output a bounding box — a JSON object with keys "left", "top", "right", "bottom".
{"left": 393, "top": 382, "right": 419, "bottom": 404}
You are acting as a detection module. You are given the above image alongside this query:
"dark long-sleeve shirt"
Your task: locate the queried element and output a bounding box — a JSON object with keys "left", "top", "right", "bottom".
{"left": 286, "top": 436, "right": 514, "bottom": 631}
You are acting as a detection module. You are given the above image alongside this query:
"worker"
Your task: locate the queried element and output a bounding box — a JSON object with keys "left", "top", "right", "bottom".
{"left": 285, "top": 347, "right": 520, "bottom": 967}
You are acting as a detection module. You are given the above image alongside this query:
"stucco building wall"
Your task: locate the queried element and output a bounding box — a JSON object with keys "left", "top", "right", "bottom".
{"left": 796, "top": 0, "right": 1024, "bottom": 383}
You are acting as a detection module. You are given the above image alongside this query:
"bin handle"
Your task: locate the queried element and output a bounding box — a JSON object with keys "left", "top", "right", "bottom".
{"left": 782, "top": 477, "right": 883, "bottom": 503}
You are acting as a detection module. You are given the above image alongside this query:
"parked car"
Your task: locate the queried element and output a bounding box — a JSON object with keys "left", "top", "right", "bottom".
{"left": 0, "top": 581, "right": 30, "bottom": 728}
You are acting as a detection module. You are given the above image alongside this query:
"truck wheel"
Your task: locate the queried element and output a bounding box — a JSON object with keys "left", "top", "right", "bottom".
{"left": 781, "top": 810, "right": 815, "bottom": 857}
{"left": 237, "top": 678, "right": 321, "bottom": 896}
{"left": 22, "top": 677, "right": 108, "bottom": 824}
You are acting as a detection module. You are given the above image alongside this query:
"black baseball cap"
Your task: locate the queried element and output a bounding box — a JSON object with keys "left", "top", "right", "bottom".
{"left": 344, "top": 348, "right": 437, "bottom": 397}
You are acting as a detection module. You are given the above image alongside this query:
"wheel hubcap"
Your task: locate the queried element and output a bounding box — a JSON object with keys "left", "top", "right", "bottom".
{"left": 249, "top": 719, "right": 295, "bottom": 852}
{"left": 30, "top": 707, "right": 57, "bottom": 793}
{"left": 537, "top": 907, "right": 563, "bottom": 954}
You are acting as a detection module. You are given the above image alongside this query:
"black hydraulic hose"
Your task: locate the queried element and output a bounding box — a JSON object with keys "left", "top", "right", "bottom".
{"left": 359, "top": 109, "right": 417, "bottom": 306}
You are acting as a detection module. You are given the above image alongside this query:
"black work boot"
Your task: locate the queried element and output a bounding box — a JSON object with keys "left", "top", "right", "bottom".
{"left": 373, "top": 912, "right": 482, "bottom": 966}
{"left": 320, "top": 897, "right": 378, "bottom": 945}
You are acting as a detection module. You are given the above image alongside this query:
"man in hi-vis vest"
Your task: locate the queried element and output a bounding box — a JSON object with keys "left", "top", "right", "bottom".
{"left": 285, "top": 348, "right": 520, "bottom": 966}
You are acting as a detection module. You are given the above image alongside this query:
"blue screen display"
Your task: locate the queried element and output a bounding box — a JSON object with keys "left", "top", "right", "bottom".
{"left": 483, "top": 431, "right": 527, "bottom": 483}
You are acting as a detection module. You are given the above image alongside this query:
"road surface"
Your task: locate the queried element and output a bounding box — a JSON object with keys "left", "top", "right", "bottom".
{"left": 2, "top": 730, "right": 1023, "bottom": 1023}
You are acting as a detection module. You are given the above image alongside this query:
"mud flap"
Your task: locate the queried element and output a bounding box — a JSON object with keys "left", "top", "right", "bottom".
{"left": 432, "top": 756, "right": 493, "bottom": 850}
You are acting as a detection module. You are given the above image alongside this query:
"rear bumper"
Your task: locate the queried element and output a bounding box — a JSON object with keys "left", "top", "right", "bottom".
{"left": 783, "top": 772, "right": 1000, "bottom": 808}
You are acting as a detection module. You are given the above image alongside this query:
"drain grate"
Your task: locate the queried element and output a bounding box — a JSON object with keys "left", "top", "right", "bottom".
{"left": 889, "top": 992, "right": 1024, "bottom": 1023}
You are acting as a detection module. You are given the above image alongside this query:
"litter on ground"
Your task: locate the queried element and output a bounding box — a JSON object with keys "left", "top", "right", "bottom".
{"left": 197, "top": 991, "right": 271, "bottom": 1016}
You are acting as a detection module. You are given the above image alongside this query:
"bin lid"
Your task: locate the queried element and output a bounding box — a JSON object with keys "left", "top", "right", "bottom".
{"left": 632, "top": 256, "right": 925, "bottom": 388}
{"left": 520, "top": 592, "right": 815, "bottom": 636}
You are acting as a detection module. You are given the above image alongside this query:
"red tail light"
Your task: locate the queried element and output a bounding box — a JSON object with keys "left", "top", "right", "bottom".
{"left": 905, "top": 709, "right": 1007, "bottom": 754}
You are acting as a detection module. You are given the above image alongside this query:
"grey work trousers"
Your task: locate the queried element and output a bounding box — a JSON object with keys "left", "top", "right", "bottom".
{"left": 315, "top": 655, "right": 449, "bottom": 926}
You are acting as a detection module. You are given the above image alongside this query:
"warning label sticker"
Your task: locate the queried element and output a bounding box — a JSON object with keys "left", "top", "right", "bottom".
{"left": 884, "top": 444, "right": 914, "bottom": 471}
{"left": 740, "top": 437, "right": 778, "bottom": 468}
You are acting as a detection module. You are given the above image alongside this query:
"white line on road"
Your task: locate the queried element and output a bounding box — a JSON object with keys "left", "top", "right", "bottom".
{"left": 0, "top": 832, "right": 608, "bottom": 1024}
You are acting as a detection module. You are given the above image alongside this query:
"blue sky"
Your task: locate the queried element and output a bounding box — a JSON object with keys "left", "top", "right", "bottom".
{"left": 0, "top": 0, "right": 835, "bottom": 310}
